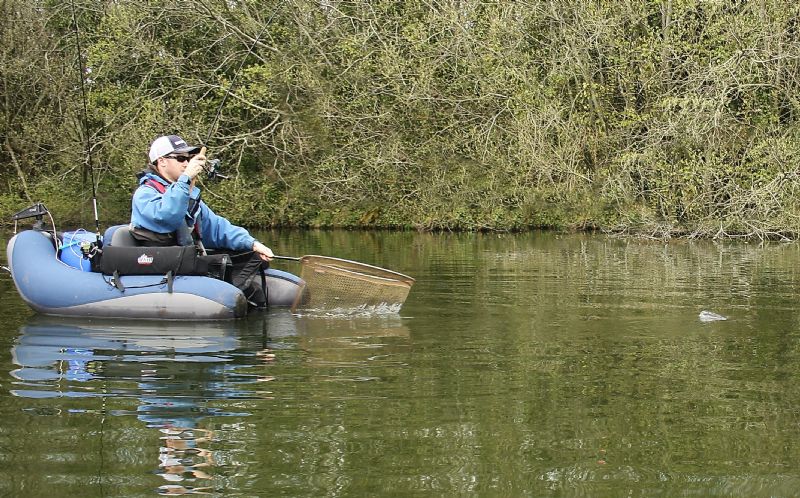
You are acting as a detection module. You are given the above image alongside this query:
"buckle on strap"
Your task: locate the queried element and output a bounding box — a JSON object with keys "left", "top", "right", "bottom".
{"left": 165, "top": 270, "right": 174, "bottom": 293}
{"left": 111, "top": 270, "right": 125, "bottom": 292}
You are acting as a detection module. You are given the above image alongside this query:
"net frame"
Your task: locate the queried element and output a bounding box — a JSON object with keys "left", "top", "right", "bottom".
{"left": 290, "top": 255, "right": 415, "bottom": 311}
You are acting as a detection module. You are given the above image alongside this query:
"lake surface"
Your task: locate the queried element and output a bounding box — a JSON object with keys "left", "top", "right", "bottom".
{"left": 2, "top": 228, "right": 800, "bottom": 497}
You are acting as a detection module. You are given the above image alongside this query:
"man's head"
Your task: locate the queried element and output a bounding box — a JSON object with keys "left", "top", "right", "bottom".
{"left": 148, "top": 135, "right": 202, "bottom": 183}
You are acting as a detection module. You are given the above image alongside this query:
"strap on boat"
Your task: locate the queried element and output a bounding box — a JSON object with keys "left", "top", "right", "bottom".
{"left": 219, "top": 254, "right": 229, "bottom": 281}
{"left": 260, "top": 263, "right": 267, "bottom": 303}
{"left": 112, "top": 270, "right": 125, "bottom": 292}
{"left": 104, "top": 272, "right": 175, "bottom": 292}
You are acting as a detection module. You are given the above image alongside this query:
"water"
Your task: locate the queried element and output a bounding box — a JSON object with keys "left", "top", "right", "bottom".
{"left": 2, "top": 229, "right": 800, "bottom": 496}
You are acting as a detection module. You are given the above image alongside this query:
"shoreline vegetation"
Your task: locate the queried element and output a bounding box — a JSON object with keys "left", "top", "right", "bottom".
{"left": 3, "top": 1, "right": 800, "bottom": 240}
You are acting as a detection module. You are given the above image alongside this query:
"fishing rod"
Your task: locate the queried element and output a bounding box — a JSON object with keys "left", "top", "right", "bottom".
{"left": 70, "top": 0, "right": 102, "bottom": 246}
{"left": 203, "top": 0, "right": 285, "bottom": 181}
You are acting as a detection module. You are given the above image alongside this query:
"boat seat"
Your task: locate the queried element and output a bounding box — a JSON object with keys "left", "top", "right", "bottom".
{"left": 104, "top": 225, "right": 141, "bottom": 247}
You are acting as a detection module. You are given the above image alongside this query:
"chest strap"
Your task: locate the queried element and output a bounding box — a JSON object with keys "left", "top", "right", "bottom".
{"left": 144, "top": 178, "right": 167, "bottom": 194}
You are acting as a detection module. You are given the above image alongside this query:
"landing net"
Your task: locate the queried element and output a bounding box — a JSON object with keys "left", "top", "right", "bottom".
{"left": 291, "top": 256, "right": 414, "bottom": 312}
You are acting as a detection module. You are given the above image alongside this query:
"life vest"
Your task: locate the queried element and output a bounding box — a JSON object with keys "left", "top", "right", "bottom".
{"left": 140, "top": 177, "right": 202, "bottom": 246}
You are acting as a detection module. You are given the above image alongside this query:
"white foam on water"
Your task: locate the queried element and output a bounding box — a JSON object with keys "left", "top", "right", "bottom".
{"left": 293, "top": 302, "right": 403, "bottom": 318}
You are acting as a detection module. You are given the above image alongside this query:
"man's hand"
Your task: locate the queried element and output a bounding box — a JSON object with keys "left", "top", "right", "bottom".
{"left": 184, "top": 146, "right": 207, "bottom": 180}
{"left": 253, "top": 240, "right": 274, "bottom": 262}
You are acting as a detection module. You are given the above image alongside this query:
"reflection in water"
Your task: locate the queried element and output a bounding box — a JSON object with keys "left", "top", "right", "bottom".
{"left": 156, "top": 427, "right": 215, "bottom": 495}
{"left": 9, "top": 317, "right": 263, "bottom": 495}
{"left": 7, "top": 312, "right": 412, "bottom": 495}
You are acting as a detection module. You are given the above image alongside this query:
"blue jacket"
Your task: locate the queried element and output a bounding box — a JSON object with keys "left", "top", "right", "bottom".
{"left": 131, "top": 172, "right": 255, "bottom": 251}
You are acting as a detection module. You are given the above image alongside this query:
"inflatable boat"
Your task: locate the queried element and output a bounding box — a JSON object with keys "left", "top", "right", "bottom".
{"left": 6, "top": 212, "right": 304, "bottom": 320}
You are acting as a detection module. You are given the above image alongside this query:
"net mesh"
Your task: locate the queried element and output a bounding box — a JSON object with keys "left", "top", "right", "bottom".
{"left": 291, "top": 256, "right": 414, "bottom": 312}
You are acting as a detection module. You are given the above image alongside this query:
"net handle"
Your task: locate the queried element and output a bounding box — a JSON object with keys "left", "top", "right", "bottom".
{"left": 274, "top": 255, "right": 301, "bottom": 261}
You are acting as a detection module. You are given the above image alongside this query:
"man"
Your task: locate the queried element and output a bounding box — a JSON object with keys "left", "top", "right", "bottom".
{"left": 131, "top": 134, "right": 273, "bottom": 305}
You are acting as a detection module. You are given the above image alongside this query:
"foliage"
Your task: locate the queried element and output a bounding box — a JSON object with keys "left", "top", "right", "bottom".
{"left": 2, "top": 0, "right": 800, "bottom": 239}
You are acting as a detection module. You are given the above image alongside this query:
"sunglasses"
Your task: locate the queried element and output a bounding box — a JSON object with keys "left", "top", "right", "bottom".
{"left": 166, "top": 155, "right": 193, "bottom": 163}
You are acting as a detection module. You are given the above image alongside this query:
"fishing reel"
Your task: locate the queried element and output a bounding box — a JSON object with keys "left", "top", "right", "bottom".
{"left": 205, "top": 158, "right": 229, "bottom": 181}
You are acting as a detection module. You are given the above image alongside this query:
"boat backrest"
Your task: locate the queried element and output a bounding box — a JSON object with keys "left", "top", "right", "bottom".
{"left": 107, "top": 225, "right": 141, "bottom": 247}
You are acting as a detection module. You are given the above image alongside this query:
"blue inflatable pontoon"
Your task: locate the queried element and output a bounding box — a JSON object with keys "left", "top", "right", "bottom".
{"left": 6, "top": 226, "right": 304, "bottom": 320}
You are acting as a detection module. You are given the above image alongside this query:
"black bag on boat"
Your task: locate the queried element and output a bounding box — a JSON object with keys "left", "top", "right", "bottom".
{"left": 99, "top": 245, "right": 231, "bottom": 280}
{"left": 201, "top": 253, "right": 232, "bottom": 282}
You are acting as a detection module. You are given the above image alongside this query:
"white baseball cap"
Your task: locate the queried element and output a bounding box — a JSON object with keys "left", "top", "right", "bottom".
{"left": 148, "top": 135, "right": 201, "bottom": 164}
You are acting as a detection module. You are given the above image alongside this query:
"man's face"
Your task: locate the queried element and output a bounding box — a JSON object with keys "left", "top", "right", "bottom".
{"left": 156, "top": 154, "right": 191, "bottom": 183}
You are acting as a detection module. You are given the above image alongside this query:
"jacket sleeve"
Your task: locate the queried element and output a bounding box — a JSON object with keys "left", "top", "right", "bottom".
{"left": 198, "top": 202, "right": 256, "bottom": 252}
{"left": 131, "top": 179, "right": 193, "bottom": 233}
